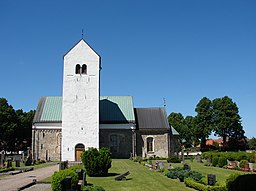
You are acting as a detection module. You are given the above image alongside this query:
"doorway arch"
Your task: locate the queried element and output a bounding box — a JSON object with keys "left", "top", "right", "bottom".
{"left": 75, "top": 143, "right": 85, "bottom": 161}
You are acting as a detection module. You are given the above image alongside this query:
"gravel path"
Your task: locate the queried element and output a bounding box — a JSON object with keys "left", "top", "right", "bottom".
{"left": 0, "top": 164, "right": 58, "bottom": 191}
{"left": 23, "top": 184, "right": 51, "bottom": 191}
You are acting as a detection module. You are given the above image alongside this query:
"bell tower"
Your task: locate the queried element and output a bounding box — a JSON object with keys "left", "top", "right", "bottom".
{"left": 62, "top": 39, "right": 100, "bottom": 161}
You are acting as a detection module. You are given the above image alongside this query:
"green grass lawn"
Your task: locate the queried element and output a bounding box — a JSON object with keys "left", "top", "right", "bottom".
{"left": 171, "top": 160, "right": 254, "bottom": 185}
{"left": 87, "top": 159, "right": 194, "bottom": 191}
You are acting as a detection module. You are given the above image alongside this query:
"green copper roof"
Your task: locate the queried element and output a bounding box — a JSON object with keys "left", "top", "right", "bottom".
{"left": 100, "top": 96, "right": 135, "bottom": 123}
{"left": 41, "top": 97, "right": 62, "bottom": 122}
{"left": 33, "top": 96, "right": 135, "bottom": 123}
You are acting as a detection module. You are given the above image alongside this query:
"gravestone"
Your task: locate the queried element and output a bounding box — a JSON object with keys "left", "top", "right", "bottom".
{"left": 0, "top": 154, "right": 4, "bottom": 167}
{"left": 76, "top": 169, "right": 83, "bottom": 180}
{"left": 83, "top": 172, "right": 87, "bottom": 185}
{"left": 61, "top": 176, "right": 72, "bottom": 191}
{"left": 249, "top": 163, "right": 253, "bottom": 171}
{"left": 208, "top": 174, "right": 216, "bottom": 186}
{"left": 184, "top": 164, "right": 191, "bottom": 170}
{"left": 197, "top": 155, "right": 202, "bottom": 163}
{"left": 207, "top": 158, "right": 211, "bottom": 166}
{"left": 15, "top": 160, "right": 20, "bottom": 167}
{"left": 7, "top": 158, "right": 12, "bottom": 168}
{"left": 158, "top": 161, "right": 164, "bottom": 171}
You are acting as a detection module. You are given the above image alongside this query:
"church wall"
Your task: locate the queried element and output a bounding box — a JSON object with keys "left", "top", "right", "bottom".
{"left": 136, "top": 130, "right": 170, "bottom": 158}
{"left": 99, "top": 129, "right": 132, "bottom": 158}
{"left": 32, "top": 128, "right": 61, "bottom": 161}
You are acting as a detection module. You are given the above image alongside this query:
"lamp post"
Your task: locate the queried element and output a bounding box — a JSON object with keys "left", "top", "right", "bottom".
{"left": 131, "top": 126, "right": 136, "bottom": 157}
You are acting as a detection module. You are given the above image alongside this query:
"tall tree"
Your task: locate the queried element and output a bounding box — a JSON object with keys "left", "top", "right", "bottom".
{"left": 184, "top": 116, "right": 197, "bottom": 147}
{"left": 194, "top": 97, "right": 213, "bottom": 150}
{"left": 16, "top": 109, "right": 35, "bottom": 151}
{"left": 248, "top": 137, "right": 256, "bottom": 150}
{"left": 168, "top": 112, "right": 194, "bottom": 147}
{"left": 212, "top": 96, "right": 245, "bottom": 150}
{"left": 0, "top": 98, "right": 18, "bottom": 152}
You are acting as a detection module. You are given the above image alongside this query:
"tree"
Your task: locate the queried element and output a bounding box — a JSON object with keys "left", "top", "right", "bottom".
{"left": 16, "top": 109, "right": 35, "bottom": 151}
{"left": 212, "top": 96, "right": 245, "bottom": 150}
{"left": 0, "top": 98, "right": 35, "bottom": 153}
{"left": 194, "top": 97, "right": 213, "bottom": 150}
{"left": 248, "top": 137, "right": 256, "bottom": 150}
{"left": 168, "top": 112, "right": 195, "bottom": 148}
{"left": 183, "top": 116, "right": 197, "bottom": 147}
{"left": 0, "top": 98, "right": 18, "bottom": 152}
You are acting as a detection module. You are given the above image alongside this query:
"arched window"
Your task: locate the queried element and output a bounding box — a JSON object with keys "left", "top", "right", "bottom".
{"left": 82, "top": 64, "right": 87, "bottom": 74}
{"left": 75, "top": 64, "right": 81, "bottom": 74}
{"left": 147, "top": 137, "right": 153, "bottom": 152}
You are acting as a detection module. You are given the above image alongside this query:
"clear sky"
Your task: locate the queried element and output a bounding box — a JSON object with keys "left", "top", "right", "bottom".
{"left": 0, "top": 1, "right": 255, "bottom": 138}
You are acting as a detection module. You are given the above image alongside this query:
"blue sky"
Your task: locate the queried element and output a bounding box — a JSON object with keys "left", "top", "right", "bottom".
{"left": 1, "top": 1, "right": 255, "bottom": 138}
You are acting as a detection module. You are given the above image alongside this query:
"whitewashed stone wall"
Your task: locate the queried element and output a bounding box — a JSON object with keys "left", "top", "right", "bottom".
{"left": 62, "top": 40, "right": 100, "bottom": 161}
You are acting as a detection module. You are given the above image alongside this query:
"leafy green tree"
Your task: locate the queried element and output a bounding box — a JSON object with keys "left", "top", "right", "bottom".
{"left": 16, "top": 109, "right": 35, "bottom": 151}
{"left": 212, "top": 96, "right": 245, "bottom": 150}
{"left": 183, "top": 116, "right": 197, "bottom": 147}
{"left": 168, "top": 112, "right": 195, "bottom": 148}
{"left": 194, "top": 97, "right": 213, "bottom": 150}
{"left": 0, "top": 98, "right": 18, "bottom": 152}
{"left": 248, "top": 137, "right": 256, "bottom": 150}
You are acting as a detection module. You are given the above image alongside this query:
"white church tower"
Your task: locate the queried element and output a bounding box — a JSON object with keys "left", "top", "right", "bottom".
{"left": 62, "top": 39, "right": 100, "bottom": 161}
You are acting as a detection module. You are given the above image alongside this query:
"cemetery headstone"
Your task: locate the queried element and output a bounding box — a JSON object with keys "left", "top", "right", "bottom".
{"left": 0, "top": 154, "right": 4, "bottom": 167}
{"left": 208, "top": 174, "right": 216, "bottom": 186}
{"left": 184, "top": 164, "right": 191, "bottom": 170}
{"left": 207, "top": 158, "right": 211, "bottom": 166}
{"left": 83, "top": 172, "right": 87, "bottom": 185}
{"left": 76, "top": 169, "right": 83, "bottom": 180}
{"left": 197, "top": 155, "right": 202, "bottom": 163}
{"left": 7, "top": 158, "right": 12, "bottom": 168}
{"left": 61, "top": 176, "right": 72, "bottom": 191}
{"left": 15, "top": 160, "right": 20, "bottom": 167}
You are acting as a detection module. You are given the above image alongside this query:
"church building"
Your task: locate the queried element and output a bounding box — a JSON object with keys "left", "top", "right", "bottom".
{"left": 32, "top": 39, "right": 179, "bottom": 161}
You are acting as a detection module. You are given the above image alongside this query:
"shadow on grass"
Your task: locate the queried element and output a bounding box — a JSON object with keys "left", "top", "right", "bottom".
{"left": 107, "top": 173, "right": 120, "bottom": 177}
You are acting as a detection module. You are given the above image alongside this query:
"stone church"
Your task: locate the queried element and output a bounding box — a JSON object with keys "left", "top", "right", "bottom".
{"left": 32, "top": 39, "right": 179, "bottom": 161}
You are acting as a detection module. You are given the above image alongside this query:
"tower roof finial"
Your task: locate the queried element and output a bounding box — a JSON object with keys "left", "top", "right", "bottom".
{"left": 82, "top": 29, "right": 84, "bottom": 39}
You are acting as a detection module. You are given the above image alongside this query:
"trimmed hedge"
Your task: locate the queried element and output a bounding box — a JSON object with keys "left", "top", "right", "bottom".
{"left": 202, "top": 151, "right": 256, "bottom": 162}
{"left": 212, "top": 157, "right": 219, "bottom": 167}
{"left": 185, "top": 178, "right": 227, "bottom": 191}
{"left": 218, "top": 157, "right": 227, "bottom": 168}
{"left": 165, "top": 167, "right": 204, "bottom": 182}
{"left": 51, "top": 168, "right": 79, "bottom": 191}
{"left": 167, "top": 156, "right": 181, "bottom": 163}
{"left": 226, "top": 173, "right": 240, "bottom": 191}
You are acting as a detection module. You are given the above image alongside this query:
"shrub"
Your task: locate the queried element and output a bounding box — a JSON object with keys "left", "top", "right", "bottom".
{"left": 185, "top": 177, "right": 207, "bottom": 191}
{"left": 185, "top": 177, "right": 227, "bottom": 191}
{"left": 133, "top": 156, "right": 142, "bottom": 163}
{"left": 35, "top": 159, "right": 46, "bottom": 165}
{"left": 226, "top": 173, "right": 240, "bottom": 191}
{"left": 239, "top": 160, "right": 248, "bottom": 168}
{"left": 83, "top": 185, "right": 105, "bottom": 191}
{"left": 167, "top": 156, "right": 181, "bottom": 163}
{"left": 218, "top": 157, "right": 227, "bottom": 168}
{"left": 68, "top": 164, "right": 84, "bottom": 172}
{"left": 165, "top": 167, "right": 204, "bottom": 182}
{"left": 51, "top": 168, "right": 78, "bottom": 191}
{"left": 165, "top": 167, "right": 183, "bottom": 179}
{"left": 81, "top": 147, "right": 112, "bottom": 177}
{"left": 212, "top": 157, "right": 219, "bottom": 167}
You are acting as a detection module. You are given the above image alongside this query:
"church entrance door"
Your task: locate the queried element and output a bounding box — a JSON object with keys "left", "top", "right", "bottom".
{"left": 75, "top": 144, "right": 85, "bottom": 161}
